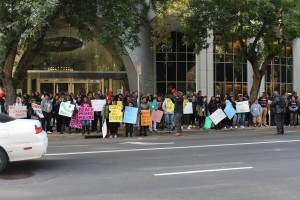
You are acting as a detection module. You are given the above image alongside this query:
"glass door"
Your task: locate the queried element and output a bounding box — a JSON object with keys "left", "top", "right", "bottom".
{"left": 74, "top": 83, "right": 87, "bottom": 95}
{"left": 55, "top": 83, "right": 68, "bottom": 94}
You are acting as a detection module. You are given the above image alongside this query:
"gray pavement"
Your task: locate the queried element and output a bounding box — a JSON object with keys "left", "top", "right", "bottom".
{"left": 1, "top": 127, "right": 300, "bottom": 200}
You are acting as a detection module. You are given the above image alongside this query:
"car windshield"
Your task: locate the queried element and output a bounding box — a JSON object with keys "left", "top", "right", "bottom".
{"left": 0, "top": 113, "right": 16, "bottom": 123}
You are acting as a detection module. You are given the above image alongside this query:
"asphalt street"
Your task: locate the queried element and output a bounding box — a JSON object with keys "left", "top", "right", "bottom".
{"left": 1, "top": 127, "right": 300, "bottom": 200}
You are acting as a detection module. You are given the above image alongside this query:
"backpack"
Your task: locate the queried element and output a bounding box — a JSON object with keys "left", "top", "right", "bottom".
{"left": 278, "top": 96, "right": 286, "bottom": 108}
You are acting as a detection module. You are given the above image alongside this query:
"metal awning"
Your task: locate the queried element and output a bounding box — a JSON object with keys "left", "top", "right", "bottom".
{"left": 27, "top": 70, "right": 128, "bottom": 80}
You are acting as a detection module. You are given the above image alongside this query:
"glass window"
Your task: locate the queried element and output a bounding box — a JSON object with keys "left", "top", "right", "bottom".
{"left": 216, "top": 63, "right": 224, "bottom": 81}
{"left": 177, "top": 53, "right": 186, "bottom": 61}
{"left": 287, "top": 65, "right": 293, "bottom": 83}
{"left": 167, "top": 62, "right": 176, "bottom": 81}
{"left": 156, "top": 62, "right": 166, "bottom": 81}
{"left": 177, "top": 62, "right": 186, "bottom": 81}
{"left": 215, "top": 82, "right": 225, "bottom": 96}
{"left": 286, "top": 84, "right": 293, "bottom": 93}
{"left": 187, "top": 82, "right": 196, "bottom": 94}
{"left": 167, "top": 53, "right": 176, "bottom": 61}
{"left": 265, "top": 65, "right": 271, "bottom": 82}
{"left": 167, "top": 82, "right": 176, "bottom": 93}
{"left": 187, "top": 63, "right": 196, "bottom": 81}
{"left": 225, "top": 63, "right": 233, "bottom": 81}
{"left": 156, "top": 53, "right": 166, "bottom": 61}
{"left": 273, "top": 65, "right": 280, "bottom": 82}
{"left": 177, "top": 82, "right": 186, "bottom": 94}
{"left": 187, "top": 53, "right": 195, "bottom": 61}
{"left": 281, "top": 66, "right": 286, "bottom": 83}
{"left": 157, "top": 82, "right": 166, "bottom": 95}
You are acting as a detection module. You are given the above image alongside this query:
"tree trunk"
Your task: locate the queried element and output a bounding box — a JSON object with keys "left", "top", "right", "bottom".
{"left": 1, "top": 40, "right": 19, "bottom": 108}
{"left": 249, "top": 72, "right": 263, "bottom": 103}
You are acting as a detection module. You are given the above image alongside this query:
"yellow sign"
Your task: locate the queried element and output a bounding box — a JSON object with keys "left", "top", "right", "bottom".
{"left": 141, "top": 110, "right": 151, "bottom": 126}
{"left": 166, "top": 100, "right": 174, "bottom": 113}
{"left": 109, "top": 105, "right": 123, "bottom": 122}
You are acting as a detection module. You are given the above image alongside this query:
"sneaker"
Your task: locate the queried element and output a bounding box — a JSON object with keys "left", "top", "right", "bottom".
{"left": 230, "top": 127, "right": 233, "bottom": 129}
{"left": 235, "top": 126, "right": 238, "bottom": 129}
{"left": 223, "top": 127, "right": 227, "bottom": 130}
{"left": 47, "top": 131, "right": 52, "bottom": 134}
{"left": 181, "top": 126, "right": 183, "bottom": 129}
{"left": 187, "top": 125, "right": 191, "bottom": 130}
{"left": 192, "top": 125, "right": 195, "bottom": 128}
{"left": 109, "top": 135, "right": 113, "bottom": 138}
{"left": 114, "top": 135, "right": 117, "bottom": 138}
{"left": 241, "top": 126, "right": 245, "bottom": 129}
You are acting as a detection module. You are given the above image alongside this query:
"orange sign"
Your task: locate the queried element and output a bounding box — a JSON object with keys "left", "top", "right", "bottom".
{"left": 141, "top": 110, "right": 151, "bottom": 126}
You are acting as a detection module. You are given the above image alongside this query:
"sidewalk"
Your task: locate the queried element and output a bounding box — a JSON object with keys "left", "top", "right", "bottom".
{"left": 47, "top": 125, "right": 297, "bottom": 141}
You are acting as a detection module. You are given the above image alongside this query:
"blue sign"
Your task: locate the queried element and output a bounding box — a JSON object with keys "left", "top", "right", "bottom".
{"left": 123, "top": 106, "right": 138, "bottom": 124}
{"left": 224, "top": 104, "right": 236, "bottom": 120}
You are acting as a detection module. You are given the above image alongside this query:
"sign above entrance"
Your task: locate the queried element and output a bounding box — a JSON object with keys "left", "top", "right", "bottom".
{"left": 89, "top": 80, "right": 100, "bottom": 83}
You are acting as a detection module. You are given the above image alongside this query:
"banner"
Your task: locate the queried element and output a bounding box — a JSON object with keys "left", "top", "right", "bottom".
{"left": 236, "top": 101, "right": 250, "bottom": 113}
{"left": 69, "top": 112, "right": 82, "bottom": 129}
{"left": 123, "top": 106, "right": 138, "bottom": 124}
{"left": 183, "top": 102, "right": 193, "bottom": 114}
{"left": 151, "top": 110, "right": 163, "bottom": 123}
{"left": 109, "top": 105, "right": 123, "bottom": 122}
{"left": 78, "top": 107, "right": 94, "bottom": 120}
{"left": 9, "top": 106, "right": 27, "bottom": 118}
{"left": 166, "top": 100, "right": 174, "bottom": 113}
{"left": 141, "top": 110, "right": 151, "bottom": 126}
{"left": 91, "top": 99, "right": 106, "bottom": 112}
{"left": 209, "top": 108, "right": 227, "bottom": 125}
{"left": 224, "top": 104, "right": 236, "bottom": 120}
{"left": 59, "top": 102, "right": 75, "bottom": 117}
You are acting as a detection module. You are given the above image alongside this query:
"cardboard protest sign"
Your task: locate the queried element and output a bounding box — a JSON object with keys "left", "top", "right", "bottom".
{"left": 151, "top": 110, "right": 163, "bottom": 123}
{"left": 224, "top": 104, "right": 236, "bottom": 120}
{"left": 91, "top": 99, "right": 106, "bottom": 112}
{"left": 166, "top": 100, "right": 174, "bottom": 112}
{"left": 236, "top": 101, "right": 250, "bottom": 113}
{"left": 69, "top": 112, "right": 82, "bottom": 129}
{"left": 9, "top": 106, "right": 27, "bottom": 118}
{"left": 183, "top": 102, "right": 193, "bottom": 114}
{"left": 59, "top": 102, "right": 75, "bottom": 117}
{"left": 109, "top": 105, "right": 123, "bottom": 122}
{"left": 31, "top": 103, "right": 41, "bottom": 111}
{"left": 141, "top": 110, "right": 151, "bottom": 126}
{"left": 209, "top": 108, "right": 227, "bottom": 125}
{"left": 123, "top": 106, "right": 138, "bottom": 124}
{"left": 78, "top": 107, "right": 94, "bottom": 120}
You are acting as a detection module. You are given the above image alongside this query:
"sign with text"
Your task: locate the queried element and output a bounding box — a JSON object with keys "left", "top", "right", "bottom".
{"left": 59, "top": 102, "right": 75, "bottom": 117}
{"left": 109, "top": 105, "right": 123, "bottom": 122}
{"left": 9, "top": 106, "right": 27, "bottom": 118}
{"left": 123, "top": 106, "right": 138, "bottom": 124}
{"left": 141, "top": 110, "right": 151, "bottom": 126}
{"left": 69, "top": 112, "right": 82, "bottom": 129}
{"left": 209, "top": 108, "right": 227, "bottom": 125}
{"left": 78, "top": 107, "right": 94, "bottom": 120}
{"left": 236, "top": 101, "right": 250, "bottom": 113}
{"left": 166, "top": 100, "right": 174, "bottom": 113}
{"left": 31, "top": 103, "right": 41, "bottom": 111}
{"left": 91, "top": 99, "right": 106, "bottom": 112}
{"left": 224, "top": 104, "right": 236, "bottom": 120}
{"left": 151, "top": 110, "right": 163, "bottom": 123}
{"left": 183, "top": 102, "right": 193, "bottom": 114}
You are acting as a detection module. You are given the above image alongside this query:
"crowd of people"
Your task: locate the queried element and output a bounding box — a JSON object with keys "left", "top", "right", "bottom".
{"left": 0, "top": 89, "right": 298, "bottom": 137}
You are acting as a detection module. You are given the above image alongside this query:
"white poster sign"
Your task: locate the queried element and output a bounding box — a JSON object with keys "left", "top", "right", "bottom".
{"left": 91, "top": 99, "right": 106, "bottom": 112}
{"left": 236, "top": 101, "right": 250, "bottom": 113}
{"left": 209, "top": 108, "right": 226, "bottom": 125}
{"left": 9, "top": 106, "right": 27, "bottom": 118}
{"left": 59, "top": 102, "right": 75, "bottom": 117}
{"left": 183, "top": 102, "right": 193, "bottom": 114}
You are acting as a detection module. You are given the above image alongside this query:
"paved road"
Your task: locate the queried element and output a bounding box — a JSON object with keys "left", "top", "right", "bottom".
{"left": 1, "top": 128, "right": 300, "bottom": 200}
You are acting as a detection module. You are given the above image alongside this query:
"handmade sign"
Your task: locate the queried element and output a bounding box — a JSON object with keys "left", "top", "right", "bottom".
{"left": 141, "top": 110, "right": 151, "bottom": 126}
{"left": 166, "top": 100, "right": 174, "bottom": 112}
{"left": 203, "top": 116, "right": 212, "bottom": 130}
{"left": 236, "top": 101, "right": 250, "bottom": 113}
{"left": 183, "top": 102, "right": 193, "bottom": 114}
{"left": 59, "top": 102, "right": 75, "bottom": 117}
{"left": 31, "top": 103, "right": 41, "bottom": 111}
{"left": 78, "top": 107, "right": 94, "bottom": 120}
{"left": 123, "top": 106, "right": 138, "bottom": 124}
{"left": 151, "top": 110, "right": 163, "bottom": 123}
{"left": 109, "top": 105, "right": 123, "bottom": 122}
{"left": 209, "top": 108, "right": 227, "bottom": 125}
{"left": 91, "top": 99, "right": 106, "bottom": 112}
{"left": 69, "top": 112, "right": 82, "bottom": 129}
{"left": 224, "top": 104, "right": 236, "bottom": 120}
{"left": 8, "top": 106, "right": 27, "bottom": 118}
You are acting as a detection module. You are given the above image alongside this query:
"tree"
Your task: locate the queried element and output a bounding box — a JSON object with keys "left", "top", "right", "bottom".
{"left": 0, "top": 0, "right": 155, "bottom": 106}
{"left": 181, "top": 0, "right": 300, "bottom": 102}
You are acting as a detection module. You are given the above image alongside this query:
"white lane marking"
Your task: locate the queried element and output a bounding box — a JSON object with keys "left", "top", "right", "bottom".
{"left": 46, "top": 139, "right": 300, "bottom": 156}
{"left": 153, "top": 167, "right": 253, "bottom": 176}
{"left": 119, "top": 142, "right": 175, "bottom": 145}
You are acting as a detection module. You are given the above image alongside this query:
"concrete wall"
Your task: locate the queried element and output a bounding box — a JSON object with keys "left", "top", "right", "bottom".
{"left": 293, "top": 39, "right": 300, "bottom": 93}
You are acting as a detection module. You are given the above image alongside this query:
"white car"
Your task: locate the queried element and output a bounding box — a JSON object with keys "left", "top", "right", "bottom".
{"left": 0, "top": 113, "right": 48, "bottom": 173}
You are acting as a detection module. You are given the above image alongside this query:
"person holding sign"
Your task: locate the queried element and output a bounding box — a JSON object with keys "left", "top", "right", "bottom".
{"left": 101, "top": 99, "right": 111, "bottom": 138}
{"left": 41, "top": 93, "right": 53, "bottom": 134}
{"left": 235, "top": 94, "right": 248, "bottom": 129}
{"left": 80, "top": 96, "right": 92, "bottom": 134}
{"left": 108, "top": 98, "right": 121, "bottom": 138}
{"left": 59, "top": 95, "right": 74, "bottom": 134}
{"left": 162, "top": 94, "right": 175, "bottom": 133}
{"left": 147, "top": 95, "right": 158, "bottom": 133}
{"left": 140, "top": 96, "right": 150, "bottom": 136}
{"left": 173, "top": 91, "right": 184, "bottom": 136}
{"left": 124, "top": 102, "right": 135, "bottom": 137}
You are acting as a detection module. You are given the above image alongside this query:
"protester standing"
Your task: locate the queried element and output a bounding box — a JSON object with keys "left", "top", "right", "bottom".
{"left": 270, "top": 91, "right": 285, "bottom": 135}
{"left": 174, "top": 91, "right": 184, "bottom": 136}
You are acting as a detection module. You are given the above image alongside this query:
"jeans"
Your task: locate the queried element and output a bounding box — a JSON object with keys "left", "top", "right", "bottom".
{"left": 274, "top": 113, "right": 284, "bottom": 134}
{"left": 290, "top": 112, "right": 297, "bottom": 126}
{"left": 42, "top": 112, "right": 52, "bottom": 132}
{"left": 235, "top": 113, "right": 245, "bottom": 127}
{"left": 165, "top": 113, "right": 174, "bottom": 131}
{"left": 174, "top": 113, "right": 183, "bottom": 133}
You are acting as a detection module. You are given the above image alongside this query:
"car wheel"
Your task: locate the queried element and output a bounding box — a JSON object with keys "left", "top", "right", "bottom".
{"left": 0, "top": 149, "right": 8, "bottom": 173}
